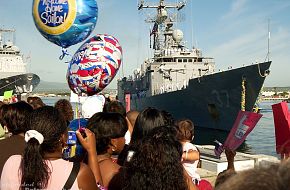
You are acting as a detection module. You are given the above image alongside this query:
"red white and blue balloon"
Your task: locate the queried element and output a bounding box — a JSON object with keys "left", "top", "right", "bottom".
{"left": 32, "top": 0, "right": 98, "bottom": 48}
{"left": 67, "top": 34, "right": 122, "bottom": 95}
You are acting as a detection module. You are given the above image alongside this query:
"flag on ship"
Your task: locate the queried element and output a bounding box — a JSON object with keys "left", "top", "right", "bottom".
{"left": 150, "top": 22, "right": 158, "bottom": 36}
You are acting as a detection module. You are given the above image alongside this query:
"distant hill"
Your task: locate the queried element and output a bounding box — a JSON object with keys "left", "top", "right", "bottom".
{"left": 34, "top": 81, "right": 70, "bottom": 93}
{"left": 33, "top": 81, "right": 117, "bottom": 94}
{"left": 264, "top": 87, "right": 290, "bottom": 92}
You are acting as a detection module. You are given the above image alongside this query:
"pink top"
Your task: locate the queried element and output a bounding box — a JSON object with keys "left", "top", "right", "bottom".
{"left": 0, "top": 155, "right": 79, "bottom": 190}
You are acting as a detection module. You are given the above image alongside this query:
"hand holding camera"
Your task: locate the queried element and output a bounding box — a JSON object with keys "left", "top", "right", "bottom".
{"left": 76, "top": 128, "right": 97, "bottom": 155}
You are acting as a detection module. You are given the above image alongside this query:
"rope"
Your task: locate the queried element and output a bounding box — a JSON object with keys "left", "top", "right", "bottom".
{"left": 0, "top": 78, "right": 20, "bottom": 90}
{"left": 241, "top": 77, "right": 246, "bottom": 111}
{"left": 253, "top": 85, "right": 264, "bottom": 113}
{"left": 253, "top": 105, "right": 259, "bottom": 113}
{"left": 257, "top": 62, "right": 269, "bottom": 78}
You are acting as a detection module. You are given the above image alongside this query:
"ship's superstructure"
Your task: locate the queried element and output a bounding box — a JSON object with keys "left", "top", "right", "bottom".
{"left": 0, "top": 29, "right": 40, "bottom": 96}
{"left": 117, "top": 0, "right": 271, "bottom": 132}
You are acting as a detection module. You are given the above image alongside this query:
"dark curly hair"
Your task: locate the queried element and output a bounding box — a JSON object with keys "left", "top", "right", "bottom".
{"left": 1, "top": 101, "right": 33, "bottom": 135}
{"left": 121, "top": 125, "right": 188, "bottom": 190}
{"left": 54, "top": 98, "right": 74, "bottom": 123}
{"left": 87, "top": 112, "right": 128, "bottom": 154}
{"left": 20, "top": 106, "right": 67, "bottom": 189}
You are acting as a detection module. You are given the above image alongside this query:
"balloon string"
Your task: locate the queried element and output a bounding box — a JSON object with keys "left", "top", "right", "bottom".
{"left": 75, "top": 103, "right": 78, "bottom": 119}
{"left": 59, "top": 48, "right": 71, "bottom": 60}
{"left": 78, "top": 94, "right": 81, "bottom": 129}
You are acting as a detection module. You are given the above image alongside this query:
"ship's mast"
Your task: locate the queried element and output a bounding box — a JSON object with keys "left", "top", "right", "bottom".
{"left": 138, "top": 0, "right": 186, "bottom": 10}
{"left": 138, "top": 0, "right": 186, "bottom": 55}
{"left": 0, "top": 29, "right": 16, "bottom": 49}
{"left": 267, "top": 19, "right": 270, "bottom": 62}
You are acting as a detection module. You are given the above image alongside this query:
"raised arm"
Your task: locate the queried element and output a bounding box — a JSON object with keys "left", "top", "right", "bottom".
{"left": 182, "top": 149, "right": 200, "bottom": 162}
{"left": 76, "top": 128, "right": 103, "bottom": 186}
{"left": 225, "top": 148, "right": 236, "bottom": 170}
{"left": 215, "top": 148, "right": 237, "bottom": 187}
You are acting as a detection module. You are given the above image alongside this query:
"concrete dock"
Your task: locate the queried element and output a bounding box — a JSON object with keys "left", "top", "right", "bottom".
{"left": 196, "top": 145, "right": 280, "bottom": 186}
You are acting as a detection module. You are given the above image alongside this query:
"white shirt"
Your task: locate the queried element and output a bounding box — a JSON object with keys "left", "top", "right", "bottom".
{"left": 182, "top": 142, "right": 200, "bottom": 180}
{"left": 124, "top": 130, "right": 131, "bottom": 145}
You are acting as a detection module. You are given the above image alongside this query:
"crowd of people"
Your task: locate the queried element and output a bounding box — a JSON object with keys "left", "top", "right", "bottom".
{"left": 0, "top": 95, "right": 289, "bottom": 190}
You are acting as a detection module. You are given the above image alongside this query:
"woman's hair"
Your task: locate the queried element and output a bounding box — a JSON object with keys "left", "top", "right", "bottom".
{"left": 175, "top": 119, "right": 194, "bottom": 141}
{"left": 122, "top": 125, "right": 188, "bottom": 190}
{"left": 126, "top": 110, "right": 139, "bottom": 127}
{"left": 161, "top": 110, "right": 175, "bottom": 125}
{"left": 54, "top": 99, "right": 74, "bottom": 122}
{"left": 27, "top": 96, "right": 46, "bottom": 109}
{"left": 215, "top": 169, "right": 237, "bottom": 188}
{"left": 0, "top": 101, "right": 4, "bottom": 107}
{"left": 215, "top": 160, "right": 290, "bottom": 190}
{"left": 1, "top": 101, "right": 33, "bottom": 135}
{"left": 20, "top": 106, "right": 67, "bottom": 189}
{"left": 130, "top": 107, "right": 167, "bottom": 144}
{"left": 0, "top": 103, "right": 9, "bottom": 127}
{"left": 87, "top": 112, "right": 128, "bottom": 154}
{"left": 104, "top": 100, "right": 126, "bottom": 117}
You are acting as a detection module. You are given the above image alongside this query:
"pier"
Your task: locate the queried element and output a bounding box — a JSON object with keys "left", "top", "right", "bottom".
{"left": 262, "top": 97, "right": 288, "bottom": 101}
{"left": 196, "top": 145, "right": 279, "bottom": 185}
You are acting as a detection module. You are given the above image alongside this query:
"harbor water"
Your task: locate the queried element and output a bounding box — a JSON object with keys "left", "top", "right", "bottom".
{"left": 195, "top": 100, "right": 289, "bottom": 158}
{"left": 246, "top": 101, "right": 289, "bottom": 157}
{"left": 42, "top": 97, "right": 288, "bottom": 158}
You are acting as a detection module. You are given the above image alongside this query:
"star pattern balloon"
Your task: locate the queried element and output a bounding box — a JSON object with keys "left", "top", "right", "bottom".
{"left": 67, "top": 34, "right": 122, "bottom": 96}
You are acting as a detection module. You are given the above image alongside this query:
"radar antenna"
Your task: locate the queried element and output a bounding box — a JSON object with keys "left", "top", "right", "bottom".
{"left": 138, "top": 0, "right": 186, "bottom": 10}
{"left": 138, "top": 0, "right": 187, "bottom": 54}
{"left": 0, "top": 29, "right": 16, "bottom": 48}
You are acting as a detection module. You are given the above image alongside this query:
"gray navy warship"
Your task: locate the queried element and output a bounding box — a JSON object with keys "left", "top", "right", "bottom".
{"left": 117, "top": 0, "right": 271, "bottom": 132}
{"left": 0, "top": 29, "right": 40, "bottom": 97}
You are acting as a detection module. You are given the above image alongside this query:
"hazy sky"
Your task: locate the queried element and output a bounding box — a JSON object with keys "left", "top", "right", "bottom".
{"left": 0, "top": 0, "right": 289, "bottom": 89}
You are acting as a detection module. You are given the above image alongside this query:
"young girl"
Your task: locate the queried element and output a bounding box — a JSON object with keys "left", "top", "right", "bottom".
{"left": 0, "top": 106, "right": 100, "bottom": 190}
{"left": 87, "top": 112, "right": 128, "bottom": 188}
{"left": 176, "top": 119, "right": 201, "bottom": 184}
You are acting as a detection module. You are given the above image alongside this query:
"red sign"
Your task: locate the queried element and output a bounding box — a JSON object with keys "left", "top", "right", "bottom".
{"left": 125, "top": 94, "right": 131, "bottom": 112}
{"left": 272, "top": 101, "right": 290, "bottom": 155}
{"left": 223, "top": 111, "right": 262, "bottom": 151}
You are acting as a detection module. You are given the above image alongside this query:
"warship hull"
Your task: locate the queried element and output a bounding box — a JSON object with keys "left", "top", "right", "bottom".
{"left": 0, "top": 73, "right": 40, "bottom": 96}
{"left": 121, "top": 61, "right": 271, "bottom": 132}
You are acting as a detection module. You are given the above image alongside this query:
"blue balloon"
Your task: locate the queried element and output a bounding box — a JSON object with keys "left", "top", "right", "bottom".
{"left": 32, "top": 0, "right": 98, "bottom": 48}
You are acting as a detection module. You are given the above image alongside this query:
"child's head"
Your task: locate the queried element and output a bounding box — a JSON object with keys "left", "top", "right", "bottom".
{"left": 175, "top": 119, "right": 194, "bottom": 141}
